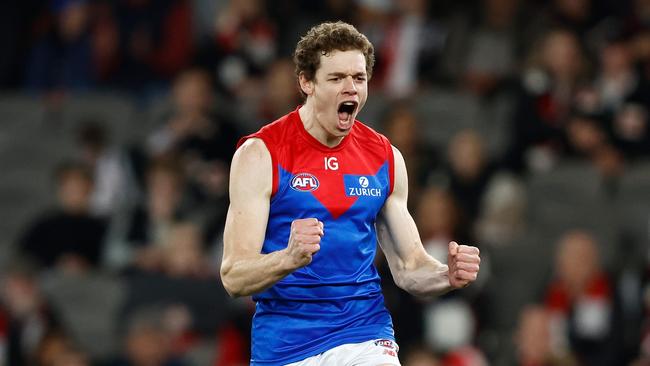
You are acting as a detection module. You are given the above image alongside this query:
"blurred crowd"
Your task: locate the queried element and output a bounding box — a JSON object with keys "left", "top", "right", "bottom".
{"left": 2, "top": 0, "right": 650, "bottom": 365}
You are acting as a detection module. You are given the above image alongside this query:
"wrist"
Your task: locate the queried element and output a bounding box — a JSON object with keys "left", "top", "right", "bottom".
{"left": 277, "top": 248, "right": 298, "bottom": 273}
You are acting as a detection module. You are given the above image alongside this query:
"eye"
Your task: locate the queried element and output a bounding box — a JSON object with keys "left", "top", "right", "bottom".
{"left": 329, "top": 77, "right": 341, "bottom": 82}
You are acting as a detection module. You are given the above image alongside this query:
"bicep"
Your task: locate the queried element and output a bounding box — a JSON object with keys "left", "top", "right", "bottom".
{"left": 222, "top": 139, "right": 272, "bottom": 263}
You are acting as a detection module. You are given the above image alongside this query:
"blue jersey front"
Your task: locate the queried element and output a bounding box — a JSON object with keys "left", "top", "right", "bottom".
{"left": 238, "top": 109, "right": 396, "bottom": 365}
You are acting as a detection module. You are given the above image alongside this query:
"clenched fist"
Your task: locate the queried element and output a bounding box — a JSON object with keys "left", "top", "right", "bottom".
{"left": 284, "top": 218, "right": 324, "bottom": 269}
{"left": 447, "top": 241, "right": 480, "bottom": 289}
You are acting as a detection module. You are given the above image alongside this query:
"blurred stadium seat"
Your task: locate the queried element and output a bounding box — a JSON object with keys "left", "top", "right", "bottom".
{"left": 414, "top": 88, "right": 482, "bottom": 149}
{"left": 615, "top": 160, "right": 650, "bottom": 270}
{"left": 526, "top": 160, "right": 618, "bottom": 270}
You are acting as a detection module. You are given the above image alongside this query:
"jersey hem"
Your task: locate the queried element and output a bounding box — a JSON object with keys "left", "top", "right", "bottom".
{"left": 250, "top": 325, "right": 394, "bottom": 365}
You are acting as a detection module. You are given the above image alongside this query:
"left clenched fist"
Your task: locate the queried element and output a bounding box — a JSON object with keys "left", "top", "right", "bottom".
{"left": 447, "top": 241, "right": 480, "bottom": 289}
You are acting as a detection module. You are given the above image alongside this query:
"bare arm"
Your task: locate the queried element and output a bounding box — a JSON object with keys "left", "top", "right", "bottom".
{"left": 377, "top": 146, "right": 480, "bottom": 297}
{"left": 220, "top": 139, "right": 323, "bottom": 297}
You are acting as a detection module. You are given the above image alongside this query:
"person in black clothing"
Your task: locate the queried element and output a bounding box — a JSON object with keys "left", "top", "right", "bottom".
{"left": 18, "top": 161, "right": 107, "bottom": 271}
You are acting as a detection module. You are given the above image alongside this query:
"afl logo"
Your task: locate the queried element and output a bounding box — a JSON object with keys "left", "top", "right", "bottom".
{"left": 291, "top": 173, "right": 319, "bottom": 192}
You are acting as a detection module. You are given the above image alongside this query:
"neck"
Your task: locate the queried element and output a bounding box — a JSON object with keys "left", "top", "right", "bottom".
{"left": 298, "top": 102, "right": 345, "bottom": 147}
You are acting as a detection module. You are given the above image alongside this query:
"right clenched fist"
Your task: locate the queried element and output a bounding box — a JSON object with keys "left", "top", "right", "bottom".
{"left": 284, "top": 218, "right": 324, "bottom": 269}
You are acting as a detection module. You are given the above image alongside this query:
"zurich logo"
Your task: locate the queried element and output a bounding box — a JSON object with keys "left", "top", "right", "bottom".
{"left": 291, "top": 173, "right": 319, "bottom": 192}
{"left": 359, "top": 176, "right": 369, "bottom": 188}
{"left": 347, "top": 175, "right": 381, "bottom": 197}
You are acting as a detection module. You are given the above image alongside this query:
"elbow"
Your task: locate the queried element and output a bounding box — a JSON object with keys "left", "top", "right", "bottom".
{"left": 396, "top": 275, "right": 427, "bottom": 298}
{"left": 392, "top": 270, "right": 410, "bottom": 293}
{"left": 393, "top": 267, "right": 427, "bottom": 298}
{"left": 220, "top": 262, "right": 244, "bottom": 298}
{"left": 221, "top": 278, "right": 243, "bottom": 298}
{"left": 221, "top": 277, "right": 247, "bottom": 298}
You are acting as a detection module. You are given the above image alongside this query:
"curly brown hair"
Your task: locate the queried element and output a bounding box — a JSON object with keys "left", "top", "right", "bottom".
{"left": 293, "top": 22, "right": 375, "bottom": 91}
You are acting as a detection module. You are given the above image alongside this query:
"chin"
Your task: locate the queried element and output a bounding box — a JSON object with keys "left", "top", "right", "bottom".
{"left": 333, "top": 126, "right": 352, "bottom": 136}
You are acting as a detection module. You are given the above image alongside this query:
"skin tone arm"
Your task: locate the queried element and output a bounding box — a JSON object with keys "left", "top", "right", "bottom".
{"left": 220, "top": 138, "right": 323, "bottom": 297}
{"left": 377, "top": 146, "right": 480, "bottom": 297}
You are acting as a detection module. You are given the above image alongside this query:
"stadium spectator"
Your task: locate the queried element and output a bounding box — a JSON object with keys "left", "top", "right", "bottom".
{"left": 443, "top": 129, "right": 496, "bottom": 224}
{"left": 34, "top": 331, "right": 89, "bottom": 366}
{"left": 160, "top": 222, "right": 212, "bottom": 278}
{"left": 454, "top": 0, "right": 523, "bottom": 96}
{"left": 194, "top": 0, "right": 277, "bottom": 97}
{"left": 112, "top": 0, "right": 193, "bottom": 92}
{"left": 381, "top": 101, "right": 440, "bottom": 210}
{"left": 17, "top": 162, "right": 107, "bottom": 271}
{"left": 254, "top": 58, "right": 303, "bottom": 126}
{"left": 0, "top": 263, "right": 60, "bottom": 365}
{"left": 505, "top": 29, "right": 590, "bottom": 173}
{"left": 147, "top": 68, "right": 240, "bottom": 201}
{"left": 108, "top": 307, "right": 188, "bottom": 366}
{"left": 401, "top": 345, "right": 441, "bottom": 366}
{"left": 3, "top": 1, "right": 650, "bottom": 363}
{"left": 124, "top": 158, "right": 187, "bottom": 273}
{"left": 514, "top": 305, "right": 578, "bottom": 366}
{"left": 543, "top": 230, "right": 623, "bottom": 365}
{"left": 25, "top": 0, "right": 94, "bottom": 92}
{"left": 373, "top": 0, "right": 448, "bottom": 96}
{"left": 75, "top": 120, "right": 134, "bottom": 217}
{"left": 474, "top": 173, "right": 528, "bottom": 247}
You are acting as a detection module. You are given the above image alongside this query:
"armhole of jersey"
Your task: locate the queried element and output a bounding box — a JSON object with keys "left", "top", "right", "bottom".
{"left": 384, "top": 137, "right": 395, "bottom": 196}
{"left": 237, "top": 134, "right": 279, "bottom": 197}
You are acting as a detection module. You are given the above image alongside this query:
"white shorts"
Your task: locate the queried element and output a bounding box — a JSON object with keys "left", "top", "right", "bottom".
{"left": 286, "top": 339, "right": 401, "bottom": 366}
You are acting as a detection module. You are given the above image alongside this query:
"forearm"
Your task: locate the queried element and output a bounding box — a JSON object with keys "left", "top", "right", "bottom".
{"left": 221, "top": 249, "right": 293, "bottom": 297}
{"left": 396, "top": 256, "right": 453, "bottom": 298}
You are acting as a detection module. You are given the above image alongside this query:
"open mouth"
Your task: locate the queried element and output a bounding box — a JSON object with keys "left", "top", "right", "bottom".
{"left": 337, "top": 101, "right": 358, "bottom": 123}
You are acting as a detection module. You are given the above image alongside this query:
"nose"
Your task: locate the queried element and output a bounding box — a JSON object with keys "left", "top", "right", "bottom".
{"left": 342, "top": 75, "right": 357, "bottom": 95}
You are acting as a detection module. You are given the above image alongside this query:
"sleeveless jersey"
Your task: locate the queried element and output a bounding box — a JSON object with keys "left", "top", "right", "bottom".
{"left": 238, "top": 108, "right": 396, "bottom": 365}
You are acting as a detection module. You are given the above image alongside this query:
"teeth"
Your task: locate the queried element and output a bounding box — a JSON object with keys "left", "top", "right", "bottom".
{"left": 343, "top": 102, "right": 355, "bottom": 106}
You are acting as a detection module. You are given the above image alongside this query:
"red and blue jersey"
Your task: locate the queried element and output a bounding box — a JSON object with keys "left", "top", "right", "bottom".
{"left": 237, "top": 108, "right": 396, "bottom": 365}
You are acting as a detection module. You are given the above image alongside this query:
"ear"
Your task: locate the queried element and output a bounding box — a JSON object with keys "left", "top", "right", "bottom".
{"left": 298, "top": 72, "right": 314, "bottom": 96}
